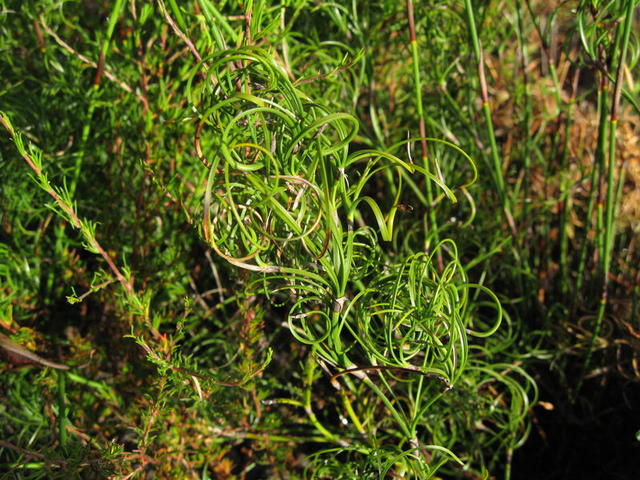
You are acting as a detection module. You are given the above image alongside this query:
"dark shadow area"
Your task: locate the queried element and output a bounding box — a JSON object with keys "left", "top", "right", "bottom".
{"left": 513, "top": 375, "right": 640, "bottom": 479}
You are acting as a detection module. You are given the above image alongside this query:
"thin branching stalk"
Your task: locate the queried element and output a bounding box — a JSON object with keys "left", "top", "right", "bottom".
{"left": 0, "top": 113, "right": 133, "bottom": 295}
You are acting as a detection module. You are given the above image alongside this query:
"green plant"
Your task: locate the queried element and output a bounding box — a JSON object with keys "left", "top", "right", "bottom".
{"left": 1, "top": 1, "right": 638, "bottom": 479}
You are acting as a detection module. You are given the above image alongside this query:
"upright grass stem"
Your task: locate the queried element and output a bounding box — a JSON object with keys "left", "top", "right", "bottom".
{"left": 575, "top": 83, "right": 609, "bottom": 299}
{"left": 464, "top": 0, "right": 508, "bottom": 211}
{"left": 406, "top": 0, "right": 439, "bottom": 253}
{"left": 70, "top": 0, "right": 126, "bottom": 199}
{"left": 513, "top": 1, "right": 537, "bottom": 316}
{"left": 576, "top": 0, "right": 637, "bottom": 395}
{"left": 57, "top": 371, "right": 68, "bottom": 449}
{"left": 559, "top": 88, "right": 577, "bottom": 298}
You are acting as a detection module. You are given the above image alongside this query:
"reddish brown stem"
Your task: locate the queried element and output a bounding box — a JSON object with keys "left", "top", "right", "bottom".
{"left": 0, "top": 116, "right": 133, "bottom": 295}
